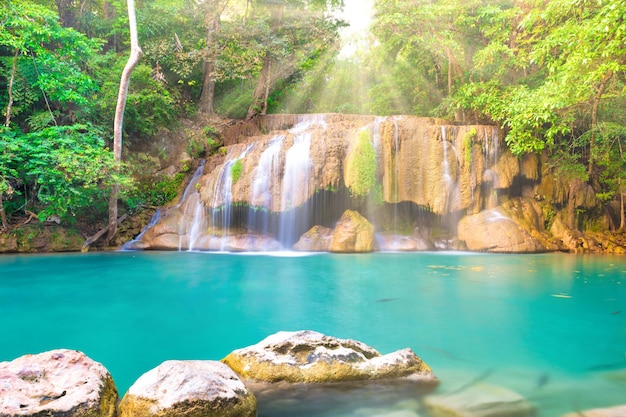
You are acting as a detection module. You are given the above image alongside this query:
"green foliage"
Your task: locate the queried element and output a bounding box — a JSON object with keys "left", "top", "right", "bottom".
{"left": 124, "top": 173, "right": 185, "bottom": 212}
{"left": 1, "top": 0, "right": 102, "bottom": 129}
{"left": 464, "top": 127, "right": 477, "bottom": 165}
{"left": 347, "top": 130, "right": 378, "bottom": 198}
{"left": 231, "top": 159, "right": 243, "bottom": 184}
{"left": 1, "top": 124, "right": 132, "bottom": 222}
{"left": 97, "top": 60, "right": 181, "bottom": 139}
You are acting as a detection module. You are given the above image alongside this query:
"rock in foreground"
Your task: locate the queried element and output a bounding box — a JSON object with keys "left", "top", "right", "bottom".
{"left": 222, "top": 330, "right": 437, "bottom": 384}
{"left": 119, "top": 360, "right": 256, "bottom": 417}
{"left": 0, "top": 349, "right": 117, "bottom": 417}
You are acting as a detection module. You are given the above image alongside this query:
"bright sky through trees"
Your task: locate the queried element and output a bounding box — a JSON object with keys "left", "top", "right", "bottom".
{"left": 336, "top": 0, "right": 374, "bottom": 56}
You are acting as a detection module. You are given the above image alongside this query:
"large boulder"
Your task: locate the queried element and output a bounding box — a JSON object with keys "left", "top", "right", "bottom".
{"left": 293, "top": 225, "right": 333, "bottom": 251}
{"left": 119, "top": 360, "right": 257, "bottom": 417}
{"left": 330, "top": 210, "right": 376, "bottom": 253}
{"left": 562, "top": 405, "right": 626, "bottom": 417}
{"left": 222, "top": 330, "right": 437, "bottom": 385}
{"left": 457, "top": 198, "right": 552, "bottom": 253}
{"left": 423, "top": 383, "right": 534, "bottom": 417}
{"left": 0, "top": 349, "right": 118, "bottom": 417}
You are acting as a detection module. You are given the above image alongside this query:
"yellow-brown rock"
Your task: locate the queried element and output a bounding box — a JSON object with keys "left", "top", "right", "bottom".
{"left": 293, "top": 225, "right": 333, "bottom": 251}
{"left": 457, "top": 197, "right": 553, "bottom": 253}
{"left": 222, "top": 330, "right": 438, "bottom": 385}
{"left": 329, "top": 210, "right": 376, "bottom": 253}
{"left": 119, "top": 360, "right": 256, "bottom": 417}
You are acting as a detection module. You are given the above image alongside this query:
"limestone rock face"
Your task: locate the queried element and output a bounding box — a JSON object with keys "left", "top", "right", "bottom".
{"left": 293, "top": 225, "right": 333, "bottom": 251}
{"left": 198, "top": 115, "right": 518, "bottom": 216}
{"left": 0, "top": 349, "right": 118, "bottom": 417}
{"left": 457, "top": 198, "right": 551, "bottom": 253}
{"left": 330, "top": 210, "right": 376, "bottom": 253}
{"left": 119, "top": 360, "right": 257, "bottom": 417}
{"left": 423, "top": 383, "right": 534, "bottom": 417}
{"left": 222, "top": 330, "right": 437, "bottom": 385}
{"left": 562, "top": 405, "right": 626, "bottom": 417}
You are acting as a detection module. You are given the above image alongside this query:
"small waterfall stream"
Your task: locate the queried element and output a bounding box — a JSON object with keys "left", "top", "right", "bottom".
{"left": 278, "top": 131, "right": 313, "bottom": 245}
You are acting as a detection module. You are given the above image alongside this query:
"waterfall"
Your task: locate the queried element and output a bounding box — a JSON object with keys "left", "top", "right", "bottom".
{"left": 278, "top": 132, "right": 312, "bottom": 246}
{"left": 251, "top": 135, "right": 284, "bottom": 210}
{"left": 168, "top": 162, "right": 206, "bottom": 251}
{"left": 483, "top": 127, "right": 500, "bottom": 209}
{"left": 207, "top": 145, "right": 253, "bottom": 250}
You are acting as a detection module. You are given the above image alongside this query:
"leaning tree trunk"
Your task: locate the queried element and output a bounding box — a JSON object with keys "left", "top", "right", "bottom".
{"left": 588, "top": 72, "right": 612, "bottom": 177}
{"left": 106, "top": 0, "right": 142, "bottom": 244}
{"left": 246, "top": 52, "right": 272, "bottom": 120}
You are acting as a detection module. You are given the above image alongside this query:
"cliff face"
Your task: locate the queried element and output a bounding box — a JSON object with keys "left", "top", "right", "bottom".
{"left": 128, "top": 113, "right": 625, "bottom": 253}
{"left": 199, "top": 115, "right": 519, "bottom": 216}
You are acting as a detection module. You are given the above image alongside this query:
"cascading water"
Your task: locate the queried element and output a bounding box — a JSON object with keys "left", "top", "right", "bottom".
{"left": 483, "top": 127, "right": 500, "bottom": 209}
{"left": 206, "top": 145, "right": 254, "bottom": 250}
{"left": 178, "top": 162, "right": 208, "bottom": 251}
{"left": 278, "top": 132, "right": 313, "bottom": 246}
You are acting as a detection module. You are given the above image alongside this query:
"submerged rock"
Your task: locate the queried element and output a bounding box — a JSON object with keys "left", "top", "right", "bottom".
{"left": 330, "top": 210, "right": 376, "bottom": 253}
{"left": 222, "top": 330, "right": 437, "bottom": 384}
{"left": 0, "top": 349, "right": 118, "bottom": 417}
{"left": 423, "top": 383, "right": 534, "bottom": 417}
{"left": 119, "top": 360, "right": 257, "bottom": 417}
{"left": 562, "top": 405, "right": 626, "bottom": 417}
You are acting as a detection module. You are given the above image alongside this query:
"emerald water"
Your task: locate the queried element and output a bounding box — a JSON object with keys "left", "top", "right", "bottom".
{"left": 1, "top": 251, "right": 625, "bottom": 416}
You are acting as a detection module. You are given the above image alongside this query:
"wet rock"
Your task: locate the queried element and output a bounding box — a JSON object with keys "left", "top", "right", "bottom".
{"left": 222, "top": 330, "right": 438, "bottom": 384}
{"left": 0, "top": 349, "right": 118, "bottom": 417}
{"left": 423, "top": 383, "right": 534, "bottom": 417}
{"left": 457, "top": 198, "right": 552, "bottom": 253}
{"left": 119, "top": 360, "right": 256, "bottom": 417}
{"left": 561, "top": 405, "right": 626, "bottom": 417}
{"left": 293, "top": 225, "right": 333, "bottom": 251}
{"left": 330, "top": 210, "right": 376, "bottom": 253}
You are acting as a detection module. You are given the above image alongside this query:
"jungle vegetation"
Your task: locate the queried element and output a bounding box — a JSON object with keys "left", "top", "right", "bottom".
{"left": 1, "top": 0, "right": 625, "bottom": 235}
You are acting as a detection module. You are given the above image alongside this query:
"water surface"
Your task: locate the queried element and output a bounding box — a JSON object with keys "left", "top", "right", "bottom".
{"left": 1, "top": 252, "right": 625, "bottom": 416}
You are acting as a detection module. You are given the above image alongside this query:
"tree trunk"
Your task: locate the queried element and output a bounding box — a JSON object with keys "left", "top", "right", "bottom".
{"left": 4, "top": 49, "right": 18, "bottom": 127}
{"left": 0, "top": 194, "right": 8, "bottom": 231}
{"left": 618, "top": 139, "right": 625, "bottom": 231}
{"left": 588, "top": 71, "right": 612, "bottom": 177}
{"left": 107, "top": 0, "right": 142, "bottom": 244}
{"left": 246, "top": 52, "right": 272, "bottom": 120}
{"left": 199, "top": 12, "right": 221, "bottom": 115}
{"left": 246, "top": 3, "right": 283, "bottom": 120}
{"left": 55, "top": 0, "right": 77, "bottom": 28}
{"left": 199, "top": 61, "right": 216, "bottom": 114}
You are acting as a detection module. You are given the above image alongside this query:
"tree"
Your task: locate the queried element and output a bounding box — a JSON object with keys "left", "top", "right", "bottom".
{"left": 107, "top": 0, "right": 142, "bottom": 243}
{"left": 198, "top": 0, "right": 229, "bottom": 114}
{"left": 245, "top": 0, "right": 344, "bottom": 119}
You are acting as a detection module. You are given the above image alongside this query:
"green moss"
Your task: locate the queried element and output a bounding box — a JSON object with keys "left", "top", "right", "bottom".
{"left": 347, "top": 130, "right": 377, "bottom": 198}
{"left": 464, "top": 127, "right": 477, "bottom": 166}
{"left": 231, "top": 159, "right": 243, "bottom": 184}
